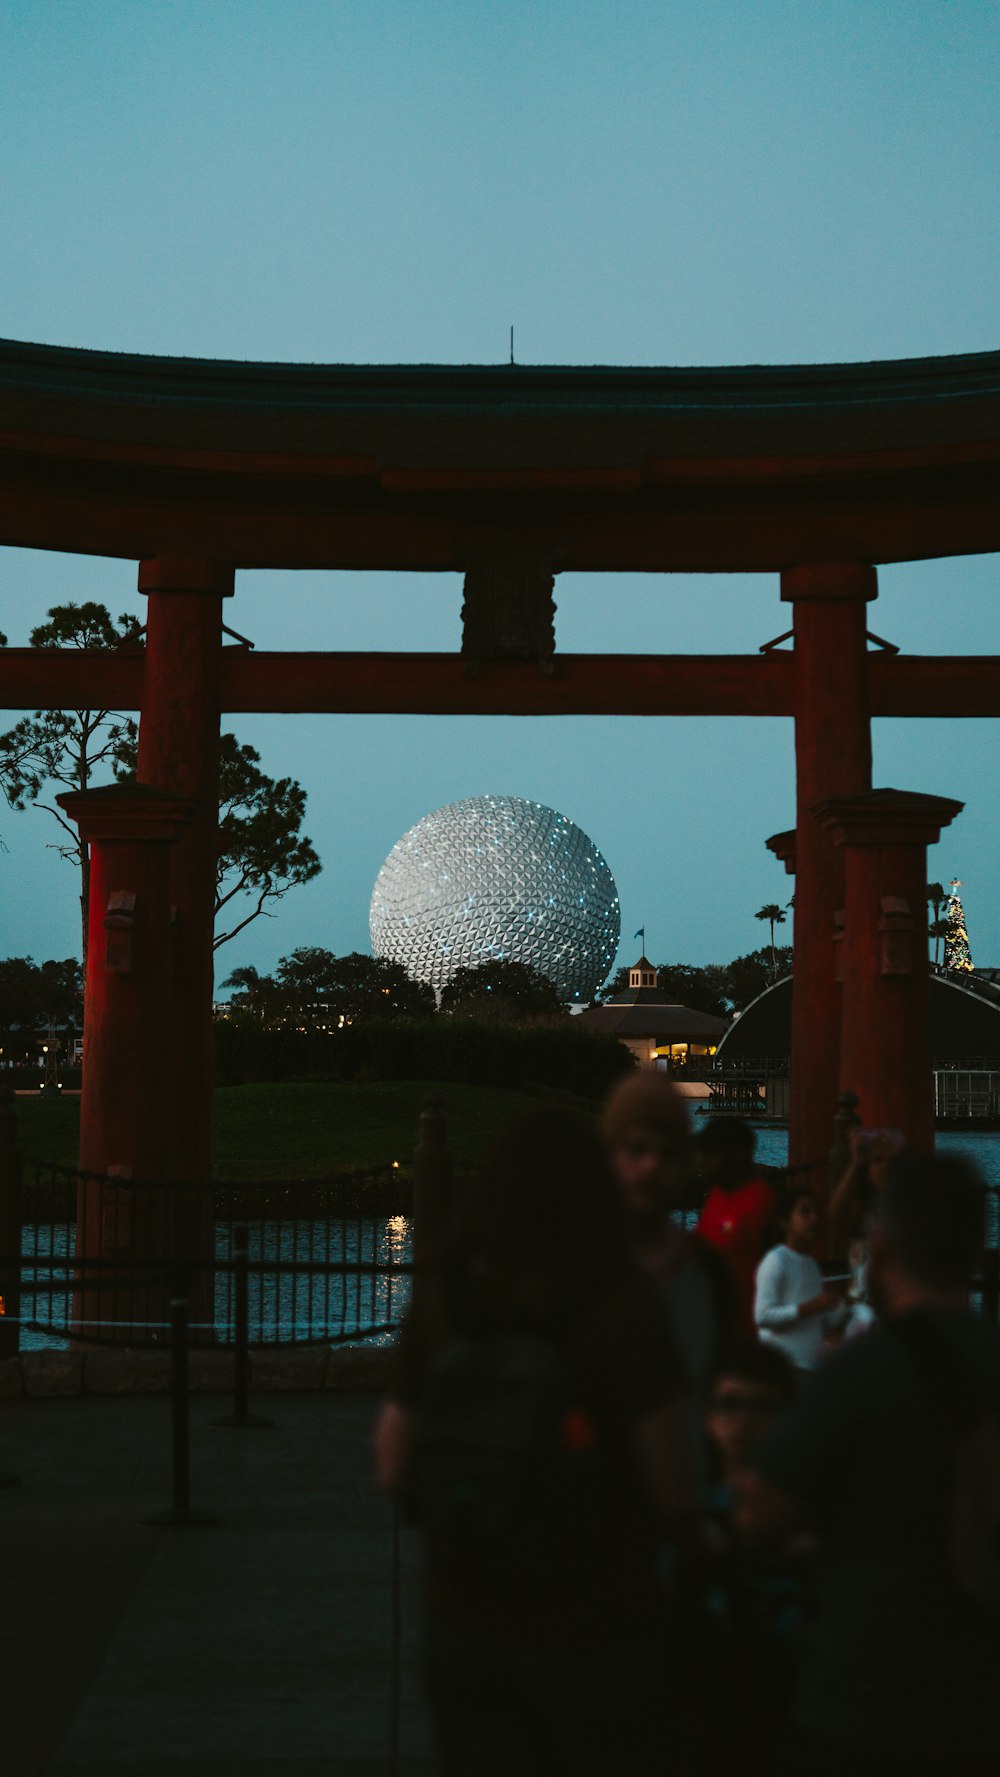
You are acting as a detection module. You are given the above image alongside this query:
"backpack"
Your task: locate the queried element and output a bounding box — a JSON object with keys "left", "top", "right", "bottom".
{"left": 892, "top": 1313, "right": 1000, "bottom": 1625}
{"left": 412, "top": 1329, "right": 610, "bottom": 1598}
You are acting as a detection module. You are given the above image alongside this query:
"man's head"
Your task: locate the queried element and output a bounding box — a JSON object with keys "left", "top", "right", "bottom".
{"left": 601, "top": 1073, "right": 692, "bottom": 1219}
{"left": 778, "top": 1185, "right": 819, "bottom": 1254}
{"left": 707, "top": 1340, "right": 798, "bottom": 1482}
{"left": 697, "top": 1116, "right": 756, "bottom": 1193}
{"left": 869, "top": 1149, "right": 984, "bottom": 1309}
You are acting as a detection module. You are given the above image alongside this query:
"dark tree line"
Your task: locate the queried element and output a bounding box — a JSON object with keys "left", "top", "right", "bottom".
{"left": 0, "top": 956, "right": 83, "bottom": 1044}
{"left": 598, "top": 946, "right": 795, "bottom": 1017}
{"left": 222, "top": 952, "right": 564, "bottom": 1026}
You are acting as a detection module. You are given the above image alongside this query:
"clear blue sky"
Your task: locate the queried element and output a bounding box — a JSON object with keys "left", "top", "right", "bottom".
{"left": 2, "top": 1, "right": 999, "bottom": 982}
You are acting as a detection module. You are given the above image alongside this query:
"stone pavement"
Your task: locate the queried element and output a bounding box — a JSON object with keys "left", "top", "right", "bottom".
{"left": 1, "top": 1387, "right": 438, "bottom": 1776}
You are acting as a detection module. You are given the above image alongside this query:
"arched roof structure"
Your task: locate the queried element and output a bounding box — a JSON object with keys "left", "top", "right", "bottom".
{"left": 717, "top": 970, "right": 1000, "bottom": 1064}
{"left": 2, "top": 337, "right": 1000, "bottom": 569}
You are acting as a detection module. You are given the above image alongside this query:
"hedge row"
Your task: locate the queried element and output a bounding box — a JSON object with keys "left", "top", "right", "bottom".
{"left": 24, "top": 1170, "right": 413, "bottom": 1221}
{"left": 213, "top": 1017, "right": 635, "bottom": 1101}
{"left": 2, "top": 1068, "right": 82, "bottom": 1093}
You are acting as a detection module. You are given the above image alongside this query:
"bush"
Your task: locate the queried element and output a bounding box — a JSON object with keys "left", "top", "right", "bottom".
{"left": 1, "top": 1067, "right": 81, "bottom": 1092}
{"left": 214, "top": 1016, "right": 634, "bottom": 1102}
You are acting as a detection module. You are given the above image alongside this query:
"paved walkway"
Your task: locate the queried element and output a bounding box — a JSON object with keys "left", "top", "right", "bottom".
{"left": 2, "top": 1390, "right": 437, "bottom": 1776}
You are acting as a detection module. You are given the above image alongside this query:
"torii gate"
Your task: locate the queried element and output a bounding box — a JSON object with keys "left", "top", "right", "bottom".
{"left": 2, "top": 337, "right": 999, "bottom": 1236}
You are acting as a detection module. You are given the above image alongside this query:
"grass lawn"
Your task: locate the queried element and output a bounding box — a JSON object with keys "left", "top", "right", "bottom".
{"left": 11, "top": 1093, "right": 81, "bottom": 1173}
{"left": 210, "top": 1080, "right": 546, "bottom": 1179}
{"left": 12, "top": 1079, "right": 560, "bottom": 1180}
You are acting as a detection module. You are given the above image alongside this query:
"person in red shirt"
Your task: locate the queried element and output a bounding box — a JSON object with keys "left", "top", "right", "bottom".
{"left": 696, "top": 1118, "right": 777, "bottom": 1337}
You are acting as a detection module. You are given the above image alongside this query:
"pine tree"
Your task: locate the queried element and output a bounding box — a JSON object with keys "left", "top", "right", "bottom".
{"left": 943, "top": 880, "right": 974, "bottom": 973}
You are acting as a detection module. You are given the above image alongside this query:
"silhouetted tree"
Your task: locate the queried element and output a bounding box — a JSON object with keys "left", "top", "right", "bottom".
{"left": 440, "top": 960, "right": 565, "bottom": 1022}
{"left": 272, "top": 948, "right": 434, "bottom": 1022}
{"left": 212, "top": 736, "right": 321, "bottom": 949}
{"left": 0, "top": 605, "right": 321, "bottom": 959}
{"left": 0, "top": 955, "right": 83, "bottom": 1038}
{"left": 218, "top": 964, "right": 287, "bottom": 1022}
{"left": 0, "top": 600, "right": 323, "bottom": 966}
{"left": 755, "top": 903, "right": 787, "bottom": 975}
{"left": 724, "top": 945, "right": 793, "bottom": 1012}
{"left": 928, "top": 919, "right": 950, "bottom": 967}
{"left": 0, "top": 603, "right": 141, "bottom": 962}
{"left": 927, "top": 882, "right": 946, "bottom": 964}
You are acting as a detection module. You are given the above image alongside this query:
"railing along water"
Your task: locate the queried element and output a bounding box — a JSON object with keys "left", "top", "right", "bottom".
{"left": 19, "top": 1160, "right": 413, "bottom": 1349}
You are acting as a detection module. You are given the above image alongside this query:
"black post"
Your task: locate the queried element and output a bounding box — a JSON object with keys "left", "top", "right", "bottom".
{"left": 212, "top": 1223, "right": 272, "bottom": 1429}
{"left": 145, "top": 1280, "right": 221, "bottom": 1526}
{"left": 0, "top": 1086, "right": 23, "bottom": 1360}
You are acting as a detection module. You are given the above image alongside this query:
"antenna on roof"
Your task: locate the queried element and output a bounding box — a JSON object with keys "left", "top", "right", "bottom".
{"left": 510, "top": 325, "right": 515, "bottom": 365}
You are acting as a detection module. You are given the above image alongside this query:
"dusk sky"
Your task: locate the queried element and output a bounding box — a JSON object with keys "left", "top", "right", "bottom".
{"left": 2, "top": 2, "right": 999, "bottom": 985}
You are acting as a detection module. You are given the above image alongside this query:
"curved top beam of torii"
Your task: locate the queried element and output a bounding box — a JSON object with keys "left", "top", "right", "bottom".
{"left": 1, "top": 337, "right": 1000, "bottom": 570}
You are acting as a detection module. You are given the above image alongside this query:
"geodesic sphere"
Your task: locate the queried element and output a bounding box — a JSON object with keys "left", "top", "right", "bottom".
{"left": 369, "top": 794, "right": 620, "bottom": 1004}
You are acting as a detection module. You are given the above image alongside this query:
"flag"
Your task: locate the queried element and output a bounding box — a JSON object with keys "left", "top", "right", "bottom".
{"left": 633, "top": 927, "right": 645, "bottom": 943}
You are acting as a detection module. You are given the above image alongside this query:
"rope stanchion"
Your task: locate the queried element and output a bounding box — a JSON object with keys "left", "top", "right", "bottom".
{"left": 212, "top": 1224, "right": 273, "bottom": 1430}
{"left": 144, "top": 1287, "right": 221, "bottom": 1529}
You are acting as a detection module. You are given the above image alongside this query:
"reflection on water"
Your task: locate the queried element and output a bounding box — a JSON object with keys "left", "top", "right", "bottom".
{"left": 19, "top": 1215, "right": 414, "bottom": 1353}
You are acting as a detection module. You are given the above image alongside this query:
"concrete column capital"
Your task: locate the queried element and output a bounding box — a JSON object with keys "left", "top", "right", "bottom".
{"left": 781, "top": 562, "right": 877, "bottom": 604}
{"left": 813, "top": 786, "right": 963, "bottom": 850}
{"left": 138, "top": 558, "right": 234, "bottom": 597}
{"left": 765, "top": 828, "right": 797, "bottom": 874}
{"left": 57, "top": 780, "right": 196, "bottom": 845}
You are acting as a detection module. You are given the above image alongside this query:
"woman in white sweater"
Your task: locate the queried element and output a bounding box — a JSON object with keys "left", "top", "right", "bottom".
{"left": 754, "top": 1188, "right": 848, "bottom": 1372}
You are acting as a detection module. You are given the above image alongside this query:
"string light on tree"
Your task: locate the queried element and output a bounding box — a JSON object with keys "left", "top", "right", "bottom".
{"left": 943, "top": 879, "right": 974, "bottom": 973}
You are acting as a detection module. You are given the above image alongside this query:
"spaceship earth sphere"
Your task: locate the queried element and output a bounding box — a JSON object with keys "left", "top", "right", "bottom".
{"left": 369, "top": 794, "right": 621, "bottom": 1003}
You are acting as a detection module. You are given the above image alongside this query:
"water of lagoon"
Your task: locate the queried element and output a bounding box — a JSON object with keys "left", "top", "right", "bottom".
{"left": 18, "top": 1128, "right": 1000, "bottom": 1351}
{"left": 19, "top": 1215, "right": 414, "bottom": 1353}
{"left": 741, "top": 1123, "right": 1000, "bottom": 1253}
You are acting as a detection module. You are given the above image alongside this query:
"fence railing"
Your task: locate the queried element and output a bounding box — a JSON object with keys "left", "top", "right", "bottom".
{"left": 14, "top": 1159, "right": 415, "bottom": 1350}
{"left": 2, "top": 1091, "right": 1000, "bottom": 1360}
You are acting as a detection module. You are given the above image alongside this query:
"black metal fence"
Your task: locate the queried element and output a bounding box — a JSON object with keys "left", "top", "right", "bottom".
{"left": 16, "top": 1160, "right": 414, "bottom": 1349}
{"left": 5, "top": 1112, "right": 1000, "bottom": 1353}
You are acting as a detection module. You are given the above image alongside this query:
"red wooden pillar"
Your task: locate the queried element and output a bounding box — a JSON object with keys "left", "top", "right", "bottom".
{"left": 57, "top": 783, "right": 194, "bottom": 1337}
{"left": 137, "top": 558, "right": 232, "bottom": 1191}
{"left": 816, "top": 789, "right": 963, "bottom": 1150}
{"left": 782, "top": 563, "right": 875, "bottom": 1180}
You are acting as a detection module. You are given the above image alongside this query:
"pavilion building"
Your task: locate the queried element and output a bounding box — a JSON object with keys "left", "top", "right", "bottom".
{"left": 578, "top": 956, "right": 729, "bottom": 1071}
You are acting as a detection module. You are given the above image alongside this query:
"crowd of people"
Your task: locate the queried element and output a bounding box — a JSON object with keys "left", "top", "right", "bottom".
{"left": 374, "top": 1078, "right": 1000, "bottom": 1777}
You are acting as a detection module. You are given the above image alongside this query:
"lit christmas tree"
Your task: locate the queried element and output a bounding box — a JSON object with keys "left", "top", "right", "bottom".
{"left": 943, "top": 879, "right": 974, "bottom": 973}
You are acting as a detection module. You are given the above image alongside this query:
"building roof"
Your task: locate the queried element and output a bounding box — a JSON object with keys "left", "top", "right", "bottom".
{"left": 603, "top": 983, "right": 677, "bottom": 1009}
{"left": 716, "top": 970, "right": 1000, "bottom": 1062}
{"left": 579, "top": 1001, "right": 729, "bottom": 1041}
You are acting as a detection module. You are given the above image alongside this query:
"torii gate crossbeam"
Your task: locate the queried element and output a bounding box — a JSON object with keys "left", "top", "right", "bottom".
{"left": 1, "top": 649, "right": 999, "bottom": 717}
